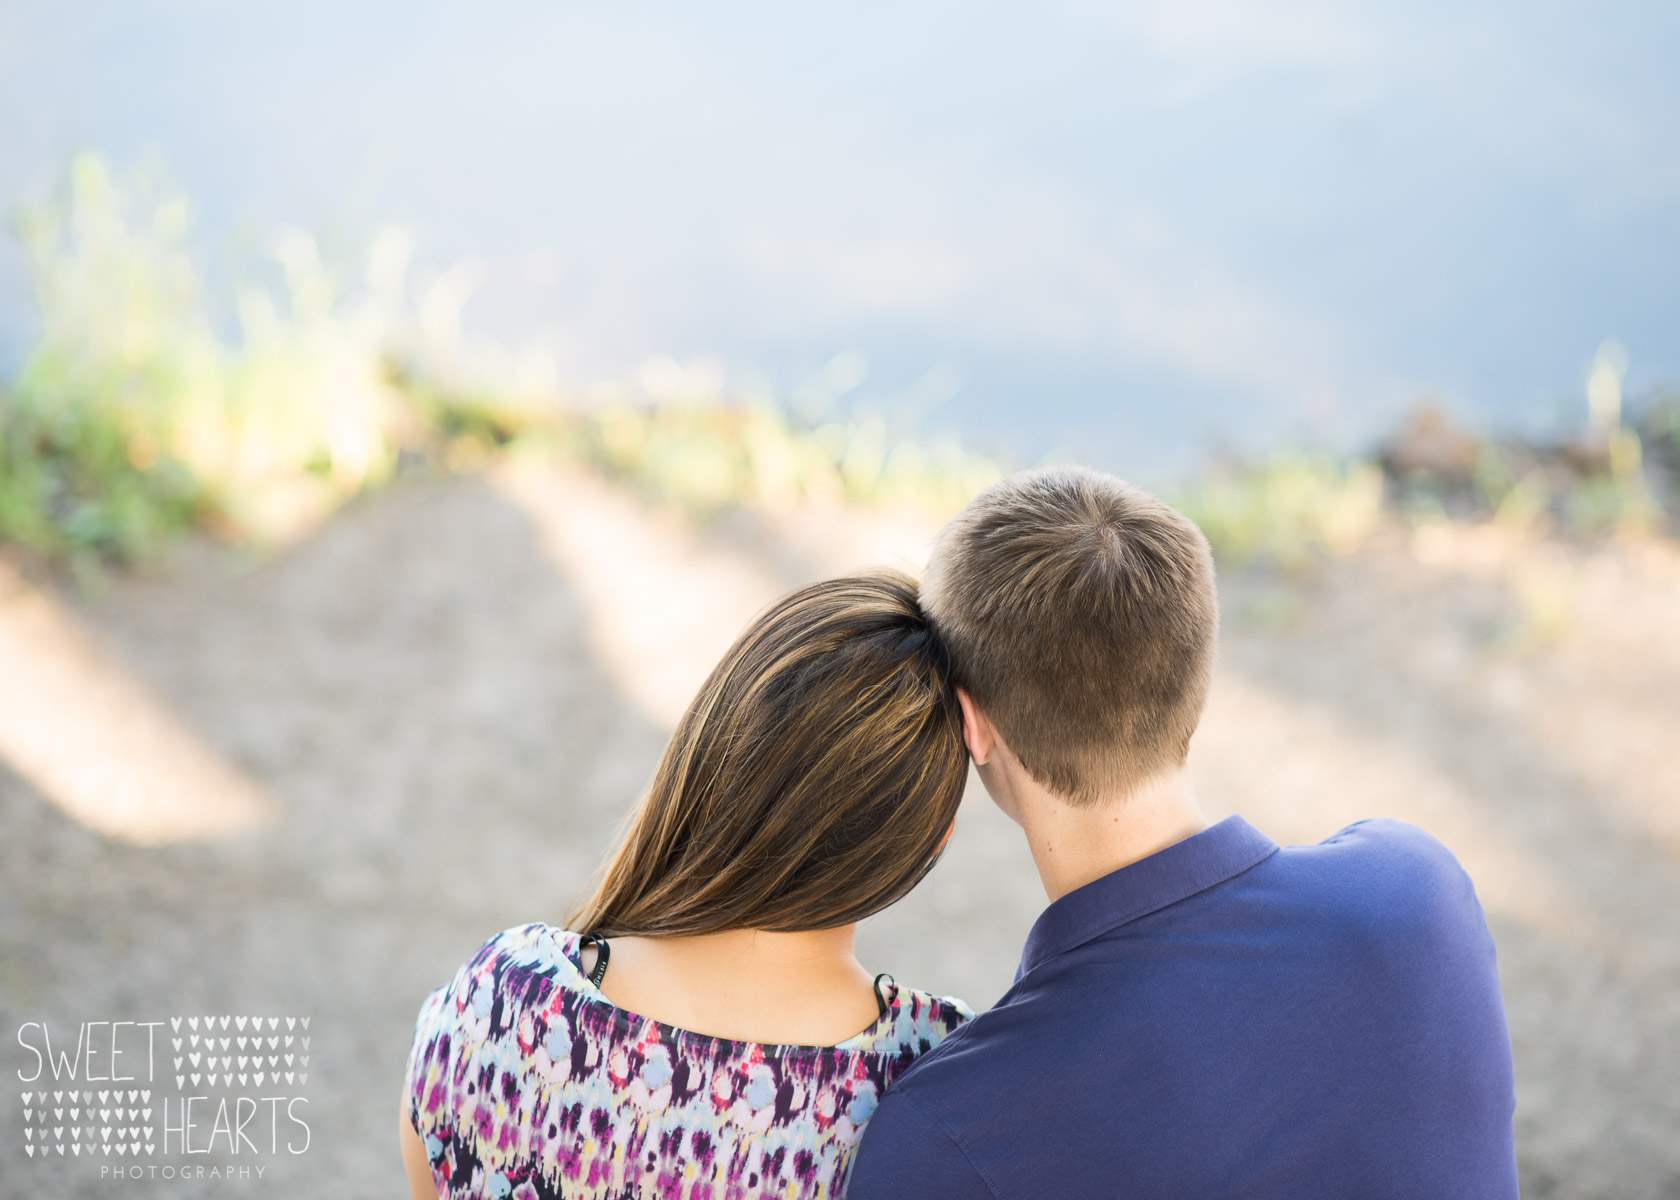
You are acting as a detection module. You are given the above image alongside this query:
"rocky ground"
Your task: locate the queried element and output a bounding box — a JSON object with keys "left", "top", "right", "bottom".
{"left": 1, "top": 459, "right": 1677, "bottom": 1198}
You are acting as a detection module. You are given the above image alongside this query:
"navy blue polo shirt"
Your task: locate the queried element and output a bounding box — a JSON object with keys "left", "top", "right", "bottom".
{"left": 848, "top": 816, "right": 1518, "bottom": 1199}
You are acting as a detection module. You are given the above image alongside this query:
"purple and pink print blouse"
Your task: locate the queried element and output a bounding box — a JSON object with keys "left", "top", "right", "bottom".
{"left": 405, "top": 923, "right": 972, "bottom": 1199}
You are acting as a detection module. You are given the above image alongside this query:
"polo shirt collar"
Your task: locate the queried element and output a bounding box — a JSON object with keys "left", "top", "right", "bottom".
{"left": 1017, "top": 814, "right": 1279, "bottom": 977}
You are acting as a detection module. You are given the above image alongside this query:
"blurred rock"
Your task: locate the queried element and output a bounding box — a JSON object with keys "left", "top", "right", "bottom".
{"left": 1380, "top": 403, "right": 1482, "bottom": 485}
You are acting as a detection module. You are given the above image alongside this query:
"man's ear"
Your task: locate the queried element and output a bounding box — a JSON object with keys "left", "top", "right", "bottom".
{"left": 956, "top": 688, "right": 994, "bottom": 766}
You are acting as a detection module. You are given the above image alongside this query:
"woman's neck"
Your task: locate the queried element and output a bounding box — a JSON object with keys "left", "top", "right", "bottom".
{"left": 635, "top": 925, "right": 862, "bottom": 971}
{"left": 586, "top": 924, "right": 883, "bottom": 1046}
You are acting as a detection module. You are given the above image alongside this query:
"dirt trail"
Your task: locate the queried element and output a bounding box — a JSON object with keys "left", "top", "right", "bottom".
{"left": 1, "top": 462, "right": 1676, "bottom": 1197}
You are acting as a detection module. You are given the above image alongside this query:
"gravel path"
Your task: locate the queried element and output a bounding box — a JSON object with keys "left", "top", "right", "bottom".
{"left": 2, "top": 462, "right": 1676, "bottom": 1197}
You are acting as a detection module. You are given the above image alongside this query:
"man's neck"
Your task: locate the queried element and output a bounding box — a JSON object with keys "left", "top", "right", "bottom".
{"left": 1015, "top": 768, "right": 1211, "bottom": 903}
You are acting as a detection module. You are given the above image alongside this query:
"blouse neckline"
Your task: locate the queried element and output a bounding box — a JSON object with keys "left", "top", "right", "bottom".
{"left": 544, "top": 925, "right": 905, "bottom": 1056}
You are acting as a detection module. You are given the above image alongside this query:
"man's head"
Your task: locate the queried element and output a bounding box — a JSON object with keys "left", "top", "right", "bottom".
{"left": 923, "top": 465, "right": 1218, "bottom": 807}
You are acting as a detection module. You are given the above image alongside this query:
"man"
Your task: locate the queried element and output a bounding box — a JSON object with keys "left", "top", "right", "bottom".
{"left": 847, "top": 466, "right": 1518, "bottom": 1199}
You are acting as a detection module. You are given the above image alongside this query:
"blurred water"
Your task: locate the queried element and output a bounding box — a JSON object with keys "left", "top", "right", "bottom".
{"left": 1, "top": 0, "right": 1677, "bottom": 476}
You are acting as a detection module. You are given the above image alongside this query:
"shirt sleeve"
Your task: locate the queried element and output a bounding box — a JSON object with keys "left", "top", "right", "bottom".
{"left": 847, "top": 1090, "right": 996, "bottom": 1200}
{"left": 404, "top": 983, "right": 449, "bottom": 1138}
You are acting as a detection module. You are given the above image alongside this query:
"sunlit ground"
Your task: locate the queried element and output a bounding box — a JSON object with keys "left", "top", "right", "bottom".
{"left": 0, "top": 561, "right": 272, "bottom": 844}
{"left": 1, "top": 463, "right": 1677, "bottom": 1197}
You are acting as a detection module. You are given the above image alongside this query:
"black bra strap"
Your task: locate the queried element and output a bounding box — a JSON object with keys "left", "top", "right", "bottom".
{"left": 578, "top": 934, "right": 610, "bottom": 988}
{"left": 872, "top": 972, "right": 894, "bottom": 1019}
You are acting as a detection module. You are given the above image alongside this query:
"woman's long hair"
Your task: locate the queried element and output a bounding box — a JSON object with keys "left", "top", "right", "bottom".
{"left": 569, "top": 570, "right": 968, "bottom": 938}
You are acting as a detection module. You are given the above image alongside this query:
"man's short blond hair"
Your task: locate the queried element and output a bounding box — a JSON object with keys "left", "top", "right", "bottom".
{"left": 923, "top": 465, "right": 1218, "bottom": 806}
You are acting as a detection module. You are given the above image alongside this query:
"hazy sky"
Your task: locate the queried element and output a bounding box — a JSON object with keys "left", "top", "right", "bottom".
{"left": 2, "top": 0, "right": 1676, "bottom": 471}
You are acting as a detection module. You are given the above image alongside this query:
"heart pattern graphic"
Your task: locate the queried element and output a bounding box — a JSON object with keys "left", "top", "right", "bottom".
{"left": 15, "top": 1094, "right": 157, "bottom": 1160}
{"left": 160, "top": 1016, "right": 313, "bottom": 1091}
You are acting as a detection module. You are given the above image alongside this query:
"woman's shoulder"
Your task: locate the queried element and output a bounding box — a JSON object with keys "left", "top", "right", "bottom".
{"left": 405, "top": 925, "right": 606, "bottom": 1162}
{"left": 412, "top": 922, "right": 590, "bottom": 1028}
{"left": 849, "top": 980, "right": 975, "bottom": 1058}
{"left": 478, "top": 920, "right": 585, "bottom": 968}
{"left": 472, "top": 921, "right": 590, "bottom": 971}
{"left": 898, "top": 982, "right": 977, "bottom": 1034}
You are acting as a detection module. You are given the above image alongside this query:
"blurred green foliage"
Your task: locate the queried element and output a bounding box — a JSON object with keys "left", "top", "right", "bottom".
{"left": 493, "top": 393, "right": 995, "bottom": 516}
{"left": 0, "top": 155, "right": 998, "bottom": 570}
{"left": 1, "top": 157, "right": 211, "bottom": 565}
{"left": 394, "top": 362, "right": 1002, "bottom": 518}
{"left": 0, "top": 154, "right": 412, "bottom": 569}
{"left": 2, "top": 155, "right": 1672, "bottom": 576}
{"left": 1175, "top": 457, "right": 1386, "bottom": 569}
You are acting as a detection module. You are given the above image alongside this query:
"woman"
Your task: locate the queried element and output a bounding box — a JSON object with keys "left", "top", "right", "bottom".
{"left": 401, "top": 571, "right": 973, "bottom": 1200}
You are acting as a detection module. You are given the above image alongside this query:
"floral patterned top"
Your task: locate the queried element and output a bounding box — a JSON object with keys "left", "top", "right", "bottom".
{"left": 405, "top": 923, "right": 973, "bottom": 1200}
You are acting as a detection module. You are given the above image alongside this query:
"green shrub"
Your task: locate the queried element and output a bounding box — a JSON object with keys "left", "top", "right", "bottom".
{"left": 1175, "top": 456, "right": 1385, "bottom": 567}
{"left": 0, "top": 155, "right": 417, "bottom": 564}
{"left": 1, "top": 156, "right": 215, "bottom": 562}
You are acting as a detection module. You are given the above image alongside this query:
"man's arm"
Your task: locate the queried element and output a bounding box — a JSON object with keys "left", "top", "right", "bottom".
{"left": 848, "top": 1090, "right": 996, "bottom": 1199}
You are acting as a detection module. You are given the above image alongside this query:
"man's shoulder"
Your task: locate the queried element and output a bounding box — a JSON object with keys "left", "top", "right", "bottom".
{"left": 1302, "top": 817, "right": 1475, "bottom": 897}
{"left": 1315, "top": 816, "right": 1461, "bottom": 864}
{"left": 1271, "top": 818, "right": 1491, "bottom": 953}
{"left": 880, "top": 974, "right": 1070, "bottom": 1113}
